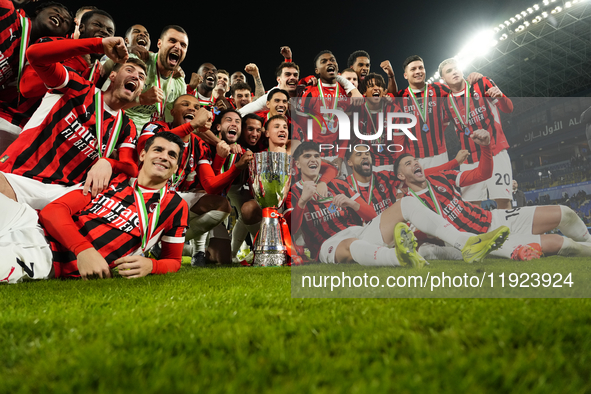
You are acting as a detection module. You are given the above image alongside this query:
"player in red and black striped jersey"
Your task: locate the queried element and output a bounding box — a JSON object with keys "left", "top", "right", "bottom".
{"left": 0, "top": 36, "right": 144, "bottom": 209}
{"left": 38, "top": 132, "right": 189, "bottom": 280}
{"left": 288, "top": 141, "right": 510, "bottom": 266}
{"left": 396, "top": 129, "right": 591, "bottom": 259}
{"left": 292, "top": 50, "right": 363, "bottom": 175}
{"left": 438, "top": 58, "right": 513, "bottom": 209}
{"left": 354, "top": 73, "right": 406, "bottom": 171}
{"left": 0, "top": 0, "right": 72, "bottom": 146}
{"left": 395, "top": 55, "right": 451, "bottom": 169}
{"left": 188, "top": 62, "right": 217, "bottom": 111}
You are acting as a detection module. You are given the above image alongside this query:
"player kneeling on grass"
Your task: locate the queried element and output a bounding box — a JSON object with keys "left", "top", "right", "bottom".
{"left": 0, "top": 132, "right": 189, "bottom": 283}
{"left": 287, "top": 142, "right": 510, "bottom": 268}
{"left": 395, "top": 129, "right": 591, "bottom": 261}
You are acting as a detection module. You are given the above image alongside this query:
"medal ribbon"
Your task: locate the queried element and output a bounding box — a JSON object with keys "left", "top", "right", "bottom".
{"left": 170, "top": 138, "right": 191, "bottom": 190}
{"left": 317, "top": 80, "right": 339, "bottom": 125}
{"left": 94, "top": 91, "right": 123, "bottom": 158}
{"left": 363, "top": 101, "right": 385, "bottom": 143}
{"left": 88, "top": 59, "right": 99, "bottom": 82}
{"left": 133, "top": 178, "right": 167, "bottom": 252}
{"left": 448, "top": 80, "right": 471, "bottom": 132}
{"left": 348, "top": 173, "right": 374, "bottom": 205}
{"left": 408, "top": 181, "right": 443, "bottom": 217}
{"left": 16, "top": 15, "right": 31, "bottom": 94}
{"left": 407, "top": 84, "right": 429, "bottom": 127}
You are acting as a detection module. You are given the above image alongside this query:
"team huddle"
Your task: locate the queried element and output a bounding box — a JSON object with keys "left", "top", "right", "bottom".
{"left": 0, "top": 1, "right": 590, "bottom": 283}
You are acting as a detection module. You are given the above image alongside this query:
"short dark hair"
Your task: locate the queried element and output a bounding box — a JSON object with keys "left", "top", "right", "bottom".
{"left": 242, "top": 113, "right": 263, "bottom": 128}
{"left": 212, "top": 108, "right": 241, "bottom": 130}
{"left": 80, "top": 9, "right": 115, "bottom": 30}
{"left": 266, "top": 114, "right": 287, "bottom": 127}
{"left": 217, "top": 69, "right": 230, "bottom": 77}
{"left": 341, "top": 67, "right": 356, "bottom": 74}
{"left": 293, "top": 141, "right": 320, "bottom": 161}
{"left": 402, "top": 55, "right": 423, "bottom": 72}
{"left": 344, "top": 146, "right": 374, "bottom": 163}
{"left": 125, "top": 24, "right": 145, "bottom": 39}
{"left": 347, "top": 50, "right": 370, "bottom": 68}
{"left": 275, "top": 62, "right": 300, "bottom": 78}
{"left": 393, "top": 153, "right": 413, "bottom": 176}
{"left": 359, "top": 73, "right": 386, "bottom": 94}
{"left": 267, "top": 88, "right": 289, "bottom": 102}
{"left": 113, "top": 57, "right": 147, "bottom": 75}
{"left": 143, "top": 131, "right": 184, "bottom": 166}
{"left": 231, "top": 82, "right": 252, "bottom": 96}
{"left": 313, "top": 50, "right": 333, "bottom": 69}
{"left": 160, "top": 25, "right": 187, "bottom": 39}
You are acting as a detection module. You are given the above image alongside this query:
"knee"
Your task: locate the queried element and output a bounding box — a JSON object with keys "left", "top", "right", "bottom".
{"left": 241, "top": 201, "right": 261, "bottom": 224}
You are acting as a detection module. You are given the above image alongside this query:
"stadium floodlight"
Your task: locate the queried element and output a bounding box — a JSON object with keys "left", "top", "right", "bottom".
{"left": 524, "top": 21, "right": 530, "bottom": 26}
{"left": 521, "top": 11, "right": 528, "bottom": 16}
{"left": 565, "top": 1, "right": 572, "bottom": 7}
{"left": 552, "top": 6, "right": 562, "bottom": 13}
{"left": 516, "top": 25, "right": 525, "bottom": 31}
{"left": 543, "top": 0, "right": 549, "bottom": 4}
{"left": 542, "top": 11, "right": 549, "bottom": 17}
{"left": 504, "top": 20, "right": 511, "bottom": 26}
{"left": 533, "top": 4, "right": 540, "bottom": 9}
{"left": 510, "top": 17, "right": 517, "bottom": 23}
{"left": 516, "top": 14, "right": 522, "bottom": 20}
{"left": 500, "top": 33, "right": 508, "bottom": 40}
{"left": 494, "top": 27, "right": 500, "bottom": 32}
{"left": 527, "top": 7, "right": 534, "bottom": 13}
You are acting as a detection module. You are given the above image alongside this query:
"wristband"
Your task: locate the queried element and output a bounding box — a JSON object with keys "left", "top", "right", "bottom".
{"left": 335, "top": 75, "right": 355, "bottom": 94}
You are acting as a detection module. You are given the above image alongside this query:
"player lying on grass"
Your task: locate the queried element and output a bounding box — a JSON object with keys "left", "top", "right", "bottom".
{"left": 395, "top": 129, "right": 591, "bottom": 260}
{"left": 287, "top": 141, "right": 510, "bottom": 268}
{"left": 0, "top": 132, "right": 189, "bottom": 283}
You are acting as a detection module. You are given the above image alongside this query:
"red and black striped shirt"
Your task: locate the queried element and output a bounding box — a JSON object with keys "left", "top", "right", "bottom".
{"left": 443, "top": 77, "right": 510, "bottom": 164}
{"left": 346, "top": 171, "right": 400, "bottom": 216}
{"left": 46, "top": 173, "right": 189, "bottom": 278}
{"left": 0, "top": 0, "right": 26, "bottom": 93}
{"left": 289, "top": 178, "right": 375, "bottom": 259}
{"left": 398, "top": 83, "right": 449, "bottom": 159}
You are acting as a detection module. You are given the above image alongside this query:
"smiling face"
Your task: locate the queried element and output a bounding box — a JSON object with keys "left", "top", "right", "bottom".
{"left": 110, "top": 62, "right": 146, "bottom": 103}
{"left": 296, "top": 150, "right": 321, "bottom": 179}
{"left": 217, "top": 111, "right": 242, "bottom": 143}
{"left": 396, "top": 155, "right": 426, "bottom": 186}
{"left": 198, "top": 63, "right": 218, "bottom": 90}
{"left": 140, "top": 137, "right": 180, "bottom": 183}
{"left": 171, "top": 95, "right": 200, "bottom": 128}
{"left": 277, "top": 67, "right": 299, "bottom": 93}
{"left": 242, "top": 118, "right": 262, "bottom": 146}
{"left": 363, "top": 77, "right": 386, "bottom": 105}
{"left": 351, "top": 56, "right": 370, "bottom": 81}
{"left": 233, "top": 89, "right": 252, "bottom": 110}
{"left": 265, "top": 117, "right": 289, "bottom": 148}
{"left": 315, "top": 53, "right": 338, "bottom": 83}
{"left": 126, "top": 24, "right": 150, "bottom": 49}
{"left": 79, "top": 13, "right": 114, "bottom": 39}
{"left": 217, "top": 72, "right": 230, "bottom": 92}
{"left": 404, "top": 60, "right": 426, "bottom": 88}
{"left": 157, "top": 29, "right": 188, "bottom": 72}
{"left": 347, "top": 150, "right": 373, "bottom": 178}
{"left": 266, "top": 92, "right": 288, "bottom": 116}
{"left": 35, "top": 5, "right": 73, "bottom": 37}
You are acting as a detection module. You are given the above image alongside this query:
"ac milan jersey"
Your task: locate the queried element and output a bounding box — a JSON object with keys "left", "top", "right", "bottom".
{"left": 0, "top": 0, "right": 26, "bottom": 95}
{"left": 290, "top": 178, "right": 364, "bottom": 259}
{"left": 398, "top": 83, "right": 449, "bottom": 158}
{"left": 49, "top": 173, "right": 189, "bottom": 278}
{"left": 0, "top": 69, "right": 137, "bottom": 186}
{"left": 139, "top": 120, "right": 213, "bottom": 192}
{"left": 349, "top": 100, "right": 407, "bottom": 167}
{"left": 443, "top": 77, "right": 510, "bottom": 163}
{"left": 406, "top": 171, "right": 493, "bottom": 234}
{"left": 293, "top": 82, "right": 351, "bottom": 158}
{"left": 346, "top": 171, "right": 400, "bottom": 216}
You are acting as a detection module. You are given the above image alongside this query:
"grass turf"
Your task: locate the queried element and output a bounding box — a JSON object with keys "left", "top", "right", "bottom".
{"left": 1, "top": 257, "right": 590, "bottom": 393}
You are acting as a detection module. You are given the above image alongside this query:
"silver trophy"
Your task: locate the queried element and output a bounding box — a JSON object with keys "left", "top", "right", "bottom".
{"left": 248, "top": 151, "right": 292, "bottom": 267}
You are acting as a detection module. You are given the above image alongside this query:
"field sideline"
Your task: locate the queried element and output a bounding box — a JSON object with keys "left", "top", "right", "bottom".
{"left": 2, "top": 257, "right": 590, "bottom": 393}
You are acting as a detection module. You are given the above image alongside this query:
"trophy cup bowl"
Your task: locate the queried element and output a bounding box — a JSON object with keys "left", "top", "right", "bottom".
{"left": 248, "top": 151, "right": 292, "bottom": 267}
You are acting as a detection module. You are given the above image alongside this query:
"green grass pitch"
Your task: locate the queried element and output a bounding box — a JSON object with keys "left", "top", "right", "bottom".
{"left": 1, "top": 257, "right": 590, "bottom": 393}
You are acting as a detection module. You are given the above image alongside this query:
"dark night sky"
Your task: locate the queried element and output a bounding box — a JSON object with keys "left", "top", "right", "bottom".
{"left": 22, "top": 0, "right": 539, "bottom": 89}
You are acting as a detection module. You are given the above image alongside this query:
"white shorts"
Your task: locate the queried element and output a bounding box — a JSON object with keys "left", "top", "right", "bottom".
{"left": 178, "top": 191, "right": 206, "bottom": 208}
{"left": 3, "top": 172, "right": 83, "bottom": 210}
{"left": 0, "top": 193, "right": 53, "bottom": 284}
{"left": 417, "top": 152, "right": 449, "bottom": 171}
{"left": 319, "top": 216, "right": 384, "bottom": 264}
{"left": 460, "top": 150, "right": 513, "bottom": 201}
{"left": 490, "top": 206, "right": 536, "bottom": 235}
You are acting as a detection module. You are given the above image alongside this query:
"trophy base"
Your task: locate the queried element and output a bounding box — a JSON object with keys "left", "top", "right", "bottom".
{"left": 253, "top": 252, "right": 286, "bottom": 267}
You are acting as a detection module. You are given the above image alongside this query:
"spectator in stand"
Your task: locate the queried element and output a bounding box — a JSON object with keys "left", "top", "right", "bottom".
{"left": 512, "top": 180, "right": 527, "bottom": 208}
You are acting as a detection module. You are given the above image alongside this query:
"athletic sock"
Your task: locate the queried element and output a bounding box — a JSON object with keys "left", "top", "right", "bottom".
{"left": 400, "top": 197, "right": 471, "bottom": 250}
{"left": 185, "top": 210, "right": 229, "bottom": 241}
{"left": 349, "top": 240, "right": 400, "bottom": 266}
{"left": 190, "top": 233, "right": 208, "bottom": 253}
{"left": 558, "top": 237, "right": 591, "bottom": 257}
{"left": 231, "top": 219, "right": 248, "bottom": 258}
{"left": 558, "top": 206, "right": 591, "bottom": 242}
